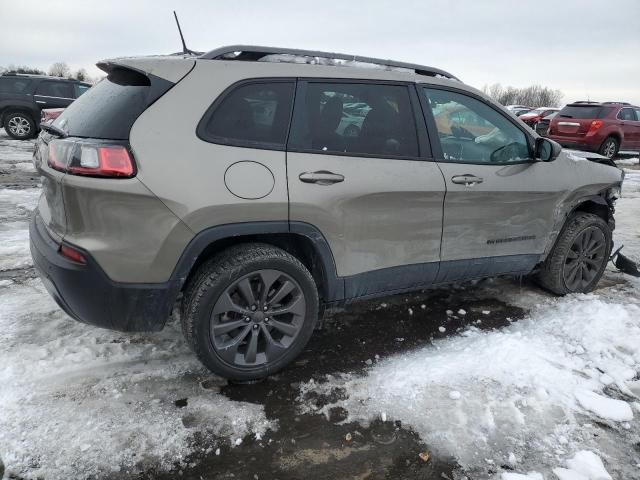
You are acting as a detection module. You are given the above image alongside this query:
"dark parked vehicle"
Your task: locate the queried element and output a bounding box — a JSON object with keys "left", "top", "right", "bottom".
{"left": 535, "top": 112, "right": 557, "bottom": 136}
{"left": 548, "top": 101, "right": 640, "bottom": 158}
{"left": 0, "top": 73, "right": 90, "bottom": 139}
{"left": 31, "top": 46, "right": 623, "bottom": 381}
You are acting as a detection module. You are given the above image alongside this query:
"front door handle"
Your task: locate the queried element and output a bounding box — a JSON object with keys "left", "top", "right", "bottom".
{"left": 299, "top": 171, "right": 345, "bottom": 185}
{"left": 451, "top": 174, "right": 484, "bottom": 186}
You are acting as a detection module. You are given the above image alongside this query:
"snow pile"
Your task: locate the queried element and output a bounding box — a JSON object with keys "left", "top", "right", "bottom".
{"left": 0, "top": 188, "right": 40, "bottom": 271}
{"left": 553, "top": 450, "right": 612, "bottom": 480}
{"left": 299, "top": 285, "right": 639, "bottom": 473}
{"left": 0, "top": 280, "right": 275, "bottom": 478}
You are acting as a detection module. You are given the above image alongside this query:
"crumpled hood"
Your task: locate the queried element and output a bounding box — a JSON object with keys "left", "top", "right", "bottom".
{"left": 564, "top": 149, "right": 617, "bottom": 168}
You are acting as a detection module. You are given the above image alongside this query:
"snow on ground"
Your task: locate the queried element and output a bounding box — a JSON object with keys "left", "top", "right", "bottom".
{"left": 0, "top": 280, "right": 274, "bottom": 478}
{"left": 299, "top": 162, "right": 640, "bottom": 477}
{"left": 0, "top": 130, "right": 275, "bottom": 478}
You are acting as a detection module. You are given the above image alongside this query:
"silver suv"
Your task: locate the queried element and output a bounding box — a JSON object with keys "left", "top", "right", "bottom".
{"left": 30, "top": 46, "right": 624, "bottom": 380}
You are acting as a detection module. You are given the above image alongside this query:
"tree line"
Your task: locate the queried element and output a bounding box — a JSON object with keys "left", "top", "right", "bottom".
{"left": 482, "top": 83, "right": 563, "bottom": 108}
{"left": 0, "top": 62, "right": 93, "bottom": 83}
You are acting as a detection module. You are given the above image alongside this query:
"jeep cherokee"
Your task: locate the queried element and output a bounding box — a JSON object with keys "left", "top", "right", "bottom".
{"left": 30, "top": 46, "right": 624, "bottom": 380}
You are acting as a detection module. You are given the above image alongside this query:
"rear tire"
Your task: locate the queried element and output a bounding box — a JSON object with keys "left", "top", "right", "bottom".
{"left": 181, "top": 244, "right": 319, "bottom": 381}
{"left": 536, "top": 213, "right": 612, "bottom": 295}
{"left": 3, "top": 111, "right": 37, "bottom": 140}
{"left": 598, "top": 136, "right": 619, "bottom": 159}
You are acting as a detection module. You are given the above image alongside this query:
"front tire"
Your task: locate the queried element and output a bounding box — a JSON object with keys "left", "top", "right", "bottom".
{"left": 4, "top": 111, "right": 37, "bottom": 140}
{"left": 598, "top": 136, "right": 619, "bottom": 159}
{"left": 181, "top": 244, "right": 319, "bottom": 381}
{"left": 536, "top": 213, "right": 612, "bottom": 295}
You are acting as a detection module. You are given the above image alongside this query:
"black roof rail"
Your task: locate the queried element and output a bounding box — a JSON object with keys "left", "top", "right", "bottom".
{"left": 572, "top": 100, "right": 600, "bottom": 104}
{"left": 602, "top": 101, "right": 630, "bottom": 105}
{"left": 199, "top": 45, "right": 461, "bottom": 81}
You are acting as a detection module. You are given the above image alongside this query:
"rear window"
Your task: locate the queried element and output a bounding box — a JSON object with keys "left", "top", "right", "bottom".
{"left": 558, "top": 105, "right": 610, "bottom": 119}
{"left": 0, "top": 77, "right": 32, "bottom": 94}
{"left": 52, "top": 68, "right": 172, "bottom": 140}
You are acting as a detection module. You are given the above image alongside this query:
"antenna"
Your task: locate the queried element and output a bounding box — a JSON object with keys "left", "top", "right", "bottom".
{"left": 173, "top": 11, "right": 195, "bottom": 55}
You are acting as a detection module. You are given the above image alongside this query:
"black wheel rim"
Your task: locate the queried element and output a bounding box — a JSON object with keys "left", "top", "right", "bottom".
{"left": 210, "top": 269, "right": 306, "bottom": 366}
{"left": 563, "top": 226, "right": 607, "bottom": 291}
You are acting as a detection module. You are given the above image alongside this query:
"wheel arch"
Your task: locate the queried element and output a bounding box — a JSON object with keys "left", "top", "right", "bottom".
{"left": 1, "top": 105, "right": 39, "bottom": 125}
{"left": 173, "top": 222, "right": 344, "bottom": 306}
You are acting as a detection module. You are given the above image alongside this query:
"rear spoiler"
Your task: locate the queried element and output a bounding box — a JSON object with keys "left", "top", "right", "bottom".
{"left": 97, "top": 56, "right": 195, "bottom": 83}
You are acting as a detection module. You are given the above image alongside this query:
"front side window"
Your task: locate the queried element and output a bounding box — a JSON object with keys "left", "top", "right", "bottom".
{"left": 423, "top": 88, "right": 530, "bottom": 164}
{"left": 289, "top": 82, "right": 419, "bottom": 158}
{"left": 634, "top": 109, "right": 640, "bottom": 121}
{"left": 199, "top": 81, "right": 294, "bottom": 148}
{"left": 35, "top": 81, "right": 74, "bottom": 99}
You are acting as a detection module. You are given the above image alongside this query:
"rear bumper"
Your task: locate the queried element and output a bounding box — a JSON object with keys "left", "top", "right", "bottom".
{"left": 547, "top": 135, "right": 600, "bottom": 152}
{"left": 29, "top": 213, "right": 173, "bottom": 332}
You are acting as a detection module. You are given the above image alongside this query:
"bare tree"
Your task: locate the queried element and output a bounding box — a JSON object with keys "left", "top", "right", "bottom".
{"left": 48, "top": 62, "right": 71, "bottom": 78}
{"left": 1, "top": 64, "right": 46, "bottom": 75}
{"left": 74, "top": 68, "right": 89, "bottom": 82}
{"left": 482, "top": 83, "right": 563, "bottom": 108}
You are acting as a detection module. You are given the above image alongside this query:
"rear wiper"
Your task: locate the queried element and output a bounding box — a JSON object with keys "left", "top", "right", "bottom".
{"left": 559, "top": 115, "right": 573, "bottom": 118}
{"left": 40, "top": 122, "right": 68, "bottom": 138}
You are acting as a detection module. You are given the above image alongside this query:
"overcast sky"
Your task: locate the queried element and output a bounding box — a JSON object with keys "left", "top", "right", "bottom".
{"left": 1, "top": 0, "right": 639, "bottom": 104}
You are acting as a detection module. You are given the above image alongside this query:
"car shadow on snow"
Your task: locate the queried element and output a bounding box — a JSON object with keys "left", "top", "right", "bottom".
{"left": 137, "top": 278, "right": 530, "bottom": 480}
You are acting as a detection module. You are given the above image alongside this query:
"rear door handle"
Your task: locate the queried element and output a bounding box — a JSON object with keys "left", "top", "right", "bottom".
{"left": 451, "top": 174, "right": 483, "bottom": 186}
{"left": 299, "top": 171, "right": 344, "bottom": 185}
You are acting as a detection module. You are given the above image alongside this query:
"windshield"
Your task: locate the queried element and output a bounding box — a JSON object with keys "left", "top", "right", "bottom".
{"left": 52, "top": 68, "right": 171, "bottom": 140}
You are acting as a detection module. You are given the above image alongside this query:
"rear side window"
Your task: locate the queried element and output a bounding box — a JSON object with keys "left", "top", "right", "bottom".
{"left": 74, "top": 84, "right": 90, "bottom": 98}
{"left": 53, "top": 68, "right": 172, "bottom": 140}
{"left": 198, "top": 81, "right": 295, "bottom": 149}
{"left": 289, "top": 82, "right": 419, "bottom": 158}
{"left": 618, "top": 108, "right": 635, "bottom": 121}
{"left": 558, "top": 105, "right": 609, "bottom": 119}
{"left": 35, "top": 81, "right": 74, "bottom": 99}
{"left": 0, "top": 77, "right": 32, "bottom": 94}
{"left": 635, "top": 109, "right": 640, "bottom": 121}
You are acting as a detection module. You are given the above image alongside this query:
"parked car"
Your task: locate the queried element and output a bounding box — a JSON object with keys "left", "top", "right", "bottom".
{"left": 535, "top": 112, "right": 557, "bottom": 136}
{"left": 513, "top": 108, "right": 532, "bottom": 117}
{"left": 0, "top": 73, "right": 90, "bottom": 139}
{"left": 41, "top": 108, "right": 65, "bottom": 124}
{"left": 548, "top": 101, "right": 640, "bottom": 158}
{"left": 31, "top": 46, "right": 623, "bottom": 381}
{"left": 519, "top": 107, "right": 560, "bottom": 128}
{"left": 506, "top": 104, "right": 532, "bottom": 112}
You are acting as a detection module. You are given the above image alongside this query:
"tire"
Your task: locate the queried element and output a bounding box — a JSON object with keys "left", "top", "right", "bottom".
{"left": 536, "top": 213, "right": 612, "bottom": 295}
{"left": 181, "top": 243, "right": 319, "bottom": 381}
{"left": 598, "top": 136, "right": 619, "bottom": 159}
{"left": 3, "top": 111, "right": 37, "bottom": 140}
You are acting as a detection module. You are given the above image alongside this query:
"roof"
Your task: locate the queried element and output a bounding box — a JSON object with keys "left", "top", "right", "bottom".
{"left": 0, "top": 72, "right": 85, "bottom": 83}
{"left": 198, "top": 45, "right": 461, "bottom": 81}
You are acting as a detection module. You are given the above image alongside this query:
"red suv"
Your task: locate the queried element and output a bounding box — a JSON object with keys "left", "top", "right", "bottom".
{"left": 548, "top": 101, "right": 640, "bottom": 158}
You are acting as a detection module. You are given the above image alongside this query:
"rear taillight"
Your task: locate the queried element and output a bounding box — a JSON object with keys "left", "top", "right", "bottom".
{"left": 59, "top": 244, "right": 86, "bottom": 264}
{"left": 47, "top": 139, "right": 135, "bottom": 178}
{"left": 586, "top": 120, "right": 603, "bottom": 136}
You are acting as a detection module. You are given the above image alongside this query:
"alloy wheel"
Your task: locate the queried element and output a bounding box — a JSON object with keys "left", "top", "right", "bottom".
{"left": 7, "top": 116, "right": 31, "bottom": 137}
{"left": 602, "top": 139, "right": 617, "bottom": 159}
{"left": 563, "top": 226, "right": 607, "bottom": 291}
{"left": 210, "top": 269, "right": 306, "bottom": 366}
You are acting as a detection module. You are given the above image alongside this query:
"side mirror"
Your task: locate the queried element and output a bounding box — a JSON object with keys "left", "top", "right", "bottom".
{"left": 535, "top": 137, "right": 561, "bottom": 162}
